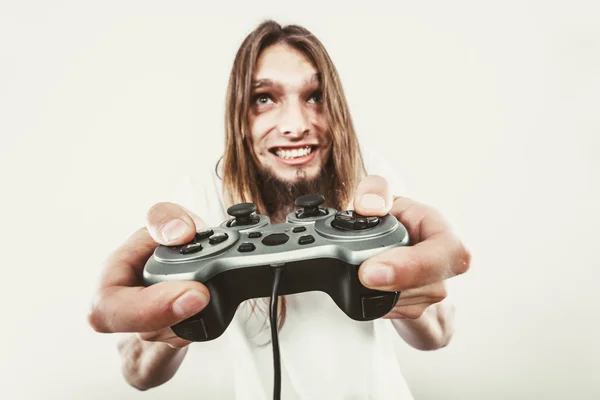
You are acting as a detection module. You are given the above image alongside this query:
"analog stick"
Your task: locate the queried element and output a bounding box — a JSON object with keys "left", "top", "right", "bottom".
{"left": 295, "top": 194, "right": 327, "bottom": 218}
{"left": 331, "top": 210, "right": 380, "bottom": 231}
{"left": 227, "top": 202, "right": 259, "bottom": 226}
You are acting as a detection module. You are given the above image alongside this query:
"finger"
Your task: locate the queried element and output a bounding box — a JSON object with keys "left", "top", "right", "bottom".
{"left": 382, "top": 311, "right": 408, "bottom": 319}
{"left": 88, "top": 280, "right": 210, "bottom": 333}
{"left": 146, "top": 202, "right": 206, "bottom": 246}
{"left": 358, "top": 196, "right": 471, "bottom": 291}
{"left": 96, "top": 227, "right": 161, "bottom": 289}
{"left": 88, "top": 203, "right": 208, "bottom": 334}
{"left": 383, "top": 304, "right": 430, "bottom": 320}
{"left": 350, "top": 175, "right": 393, "bottom": 216}
{"left": 396, "top": 282, "right": 448, "bottom": 304}
{"left": 395, "top": 295, "right": 444, "bottom": 307}
{"left": 138, "top": 330, "right": 192, "bottom": 349}
{"left": 359, "top": 230, "right": 471, "bottom": 291}
{"left": 388, "top": 196, "right": 450, "bottom": 242}
{"left": 182, "top": 206, "right": 207, "bottom": 231}
{"left": 96, "top": 203, "right": 205, "bottom": 289}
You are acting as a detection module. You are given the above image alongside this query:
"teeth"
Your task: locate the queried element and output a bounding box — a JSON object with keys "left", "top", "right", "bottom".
{"left": 275, "top": 146, "right": 312, "bottom": 159}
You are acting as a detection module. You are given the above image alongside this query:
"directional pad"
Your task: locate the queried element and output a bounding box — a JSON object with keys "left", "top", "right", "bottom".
{"left": 331, "top": 211, "right": 380, "bottom": 231}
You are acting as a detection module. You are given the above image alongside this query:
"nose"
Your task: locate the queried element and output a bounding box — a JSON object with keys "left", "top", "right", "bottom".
{"left": 277, "top": 99, "right": 310, "bottom": 138}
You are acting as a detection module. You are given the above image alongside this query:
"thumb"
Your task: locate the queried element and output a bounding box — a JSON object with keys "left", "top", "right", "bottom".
{"left": 351, "top": 175, "right": 393, "bottom": 216}
{"left": 146, "top": 202, "right": 207, "bottom": 246}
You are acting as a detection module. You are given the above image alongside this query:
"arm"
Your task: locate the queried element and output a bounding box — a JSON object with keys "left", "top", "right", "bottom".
{"left": 388, "top": 298, "right": 455, "bottom": 351}
{"left": 117, "top": 334, "right": 189, "bottom": 390}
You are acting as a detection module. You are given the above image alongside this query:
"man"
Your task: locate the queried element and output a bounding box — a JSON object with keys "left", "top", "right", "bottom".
{"left": 88, "top": 20, "right": 471, "bottom": 399}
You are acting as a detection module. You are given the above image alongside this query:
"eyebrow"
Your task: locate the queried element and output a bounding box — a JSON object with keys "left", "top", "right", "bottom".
{"left": 252, "top": 73, "right": 321, "bottom": 89}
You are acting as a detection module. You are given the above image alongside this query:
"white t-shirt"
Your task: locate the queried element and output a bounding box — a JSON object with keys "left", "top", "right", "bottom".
{"left": 173, "top": 145, "right": 415, "bottom": 400}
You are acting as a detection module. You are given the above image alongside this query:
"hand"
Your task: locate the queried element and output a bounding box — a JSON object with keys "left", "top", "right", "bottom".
{"left": 87, "top": 202, "right": 211, "bottom": 348}
{"left": 350, "top": 175, "right": 471, "bottom": 320}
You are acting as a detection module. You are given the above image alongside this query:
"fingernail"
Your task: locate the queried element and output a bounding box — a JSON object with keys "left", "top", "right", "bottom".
{"left": 173, "top": 290, "right": 209, "bottom": 319}
{"left": 362, "top": 263, "right": 395, "bottom": 287}
{"left": 359, "top": 194, "right": 385, "bottom": 210}
{"left": 161, "top": 219, "right": 188, "bottom": 243}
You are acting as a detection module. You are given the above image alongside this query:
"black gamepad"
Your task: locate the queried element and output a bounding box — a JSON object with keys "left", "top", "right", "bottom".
{"left": 143, "top": 194, "right": 410, "bottom": 341}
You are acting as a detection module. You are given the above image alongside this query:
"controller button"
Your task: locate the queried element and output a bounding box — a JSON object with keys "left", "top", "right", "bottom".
{"left": 227, "top": 202, "right": 257, "bottom": 217}
{"left": 195, "top": 229, "right": 214, "bottom": 241}
{"left": 248, "top": 232, "right": 262, "bottom": 238}
{"left": 366, "top": 216, "right": 380, "bottom": 228}
{"left": 295, "top": 193, "right": 325, "bottom": 208}
{"left": 298, "top": 235, "right": 315, "bottom": 245}
{"left": 332, "top": 211, "right": 380, "bottom": 231}
{"left": 295, "top": 193, "right": 328, "bottom": 218}
{"left": 262, "top": 233, "right": 290, "bottom": 246}
{"left": 175, "top": 318, "right": 208, "bottom": 341}
{"left": 208, "top": 232, "right": 229, "bottom": 245}
{"left": 353, "top": 220, "right": 368, "bottom": 230}
{"left": 361, "top": 294, "right": 397, "bottom": 319}
{"left": 238, "top": 242, "right": 256, "bottom": 252}
{"left": 227, "top": 202, "right": 259, "bottom": 226}
{"left": 180, "top": 242, "right": 203, "bottom": 254}
{"left": 292, "top": 226, "right": 306, "bottom": 233}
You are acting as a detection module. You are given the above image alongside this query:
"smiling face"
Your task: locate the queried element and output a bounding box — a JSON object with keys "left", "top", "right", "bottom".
{"left": 247, "top": 43, "right": 332, "bottom": 183}
{"left": 221, "top": 21, "right": 365, "bottom": 220}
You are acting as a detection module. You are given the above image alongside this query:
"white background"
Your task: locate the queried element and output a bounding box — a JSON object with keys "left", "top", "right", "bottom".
{"left": 1, "top": 1, "right": 599, "bottom": 399}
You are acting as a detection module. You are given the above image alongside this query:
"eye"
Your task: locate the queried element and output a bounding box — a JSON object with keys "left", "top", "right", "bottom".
{"left": 254, "top": 93, "right": 273, "bottom": 105}
{"left": 308, "top": 90, "right": 322, "bottom": 104}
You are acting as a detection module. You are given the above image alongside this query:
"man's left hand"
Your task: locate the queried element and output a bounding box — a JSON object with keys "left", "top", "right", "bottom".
{"left": 348, "top": 175, "right": 471, "bottom": 320}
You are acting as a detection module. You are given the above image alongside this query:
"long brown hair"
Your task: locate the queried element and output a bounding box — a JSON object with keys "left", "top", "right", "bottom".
{"left": 218, "top": 20, "right": 366, "bottom": 336}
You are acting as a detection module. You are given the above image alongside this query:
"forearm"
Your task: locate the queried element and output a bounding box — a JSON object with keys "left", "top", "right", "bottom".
{"left": 390, "top": 299, "right": 455, "bottom": 351}
{"left": 117, "top": 333, "right": 189, "bottom": 390}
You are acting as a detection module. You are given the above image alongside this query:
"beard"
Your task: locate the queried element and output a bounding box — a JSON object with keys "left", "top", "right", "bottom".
{"left": 255, "top": 162, "right": 333, "bottom": 223}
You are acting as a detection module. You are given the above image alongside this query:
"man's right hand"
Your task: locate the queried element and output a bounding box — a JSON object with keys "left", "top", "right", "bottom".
{"left": 87, "top": 202, "right": 211, "bottom": 349}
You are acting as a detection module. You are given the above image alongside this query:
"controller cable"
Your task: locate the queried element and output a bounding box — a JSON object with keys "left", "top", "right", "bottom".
{"left": 269, "top": 265, "right": 283, "bottom": 400}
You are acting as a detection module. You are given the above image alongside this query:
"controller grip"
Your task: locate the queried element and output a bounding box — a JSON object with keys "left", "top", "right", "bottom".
{"left": 169, "top": 260, "right": 399, "bottom": 342}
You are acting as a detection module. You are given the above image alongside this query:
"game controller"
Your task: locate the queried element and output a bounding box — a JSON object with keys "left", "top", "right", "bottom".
{"left": 143, "top": 194, "right": 410, "bottom": 341}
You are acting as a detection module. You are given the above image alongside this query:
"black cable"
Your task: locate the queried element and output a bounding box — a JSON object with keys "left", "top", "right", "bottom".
{"left": 270, "top": 266, "right": 283, "bottom": 400}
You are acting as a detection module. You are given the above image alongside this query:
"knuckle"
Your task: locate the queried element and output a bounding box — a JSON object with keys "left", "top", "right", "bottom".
{"left": 87, "top": 291, "right": 110, "bottom": 333}
{"left": 432, "top": 283, "right": 448, "bottom": 302}
{"left": 371, "top": 174, "right": 389, "bottom": 188}
{"left": 137, "top": 332, "right": 156, "bottom": 342}
{"left": 409, "top": 257, "right": 429, "bottom": 289}
{"left": 116, "top": 336, "right": 128, "bottom": 352}
{"left": 431, "top": 294, "right": 446, "bottom": 305}
{"left": 168, "top": 339, "right": 189, "bottom": 349}
{"left": 456, "top": 242, "right": 472, "bottom": 275}
{"left": 405, "top": 308, "right": 424, "bottom": 319}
